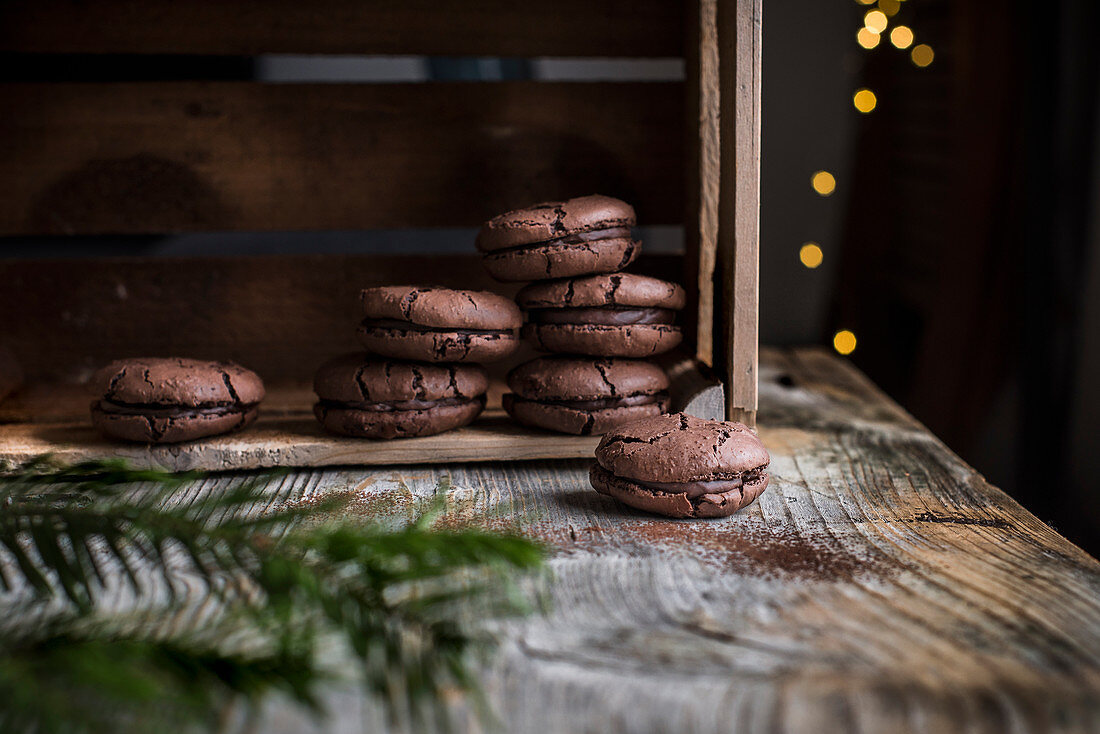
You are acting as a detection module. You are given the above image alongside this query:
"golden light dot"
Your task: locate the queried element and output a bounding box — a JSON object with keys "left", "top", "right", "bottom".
{"left": 878, "top": 0, "right": 901, "bottom": 16}
{"left": 856, "top": 0, "right": 876, "bottom": 5}
{"left": 853, "top": 88, "right": 877, "bottom": 113}
{"left": 833, "top": 330, "right": 857, "bottom": 355}
{"left": 889, "top": 25, "right": 914, "bottom": 48}
{"left": 857, "top": 27, "right": 881, "bottom": 49}
{"left": 799, "top": 243, "right": 824, "bottom": 269}
{"left": 864, "top": 9, "right": 888, "bottom": 33}
{"left": 911, "top": 43, "right": 934, "bottom": 67}
{"left": 811, "top": 170, "right": 836, "bottom": 196}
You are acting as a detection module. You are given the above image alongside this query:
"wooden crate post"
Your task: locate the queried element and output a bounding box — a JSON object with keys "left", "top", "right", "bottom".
{"left": 717, "top": 0, "right": 762, "bottom": 426}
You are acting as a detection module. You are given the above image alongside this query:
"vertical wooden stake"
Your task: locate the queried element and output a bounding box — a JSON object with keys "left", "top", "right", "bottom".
{"left": 717, "top": 0, "right": 761, "bottom": 426}
{"left": 685, "top": 0, "right": 721, "bottom": 368}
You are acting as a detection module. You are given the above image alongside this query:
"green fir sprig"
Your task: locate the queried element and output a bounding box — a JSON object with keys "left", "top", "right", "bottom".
{"left": 0, "top": 456, "right": 545, "bottom": 733}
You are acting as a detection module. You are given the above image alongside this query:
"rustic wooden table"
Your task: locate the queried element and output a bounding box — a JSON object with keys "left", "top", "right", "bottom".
{"left": 159, "top": 347, "right": 1100, "bottom": 732}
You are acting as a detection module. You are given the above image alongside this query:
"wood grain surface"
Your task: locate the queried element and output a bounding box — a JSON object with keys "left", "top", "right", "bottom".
{"left": 0, "top": 0, "right": 682, "bottom": 57}
{"left": 14, "top": 347, "right": 1097, "bottom": 732}
{"left": 256, "top": 347, "right": 1100, "bottom": 731}
{"left": 0, "top": 81, "right": 682, "bottom": 235}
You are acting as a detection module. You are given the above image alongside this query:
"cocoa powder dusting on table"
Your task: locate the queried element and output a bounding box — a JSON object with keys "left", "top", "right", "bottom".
{"left": 558, "top": 519, "right": 884, "bottom": 581}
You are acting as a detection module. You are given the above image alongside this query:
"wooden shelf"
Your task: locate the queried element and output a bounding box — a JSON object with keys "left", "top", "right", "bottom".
{"left": 0, "top": 355, "right": 722, "bottom": 472}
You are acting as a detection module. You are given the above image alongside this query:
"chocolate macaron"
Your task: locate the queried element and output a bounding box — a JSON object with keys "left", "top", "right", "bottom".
{"left": 313, "top": 353, "right": 488, "bottom": 439}
{"left": 358, "top": 286, "right": 521, "bottom": 363}
{"left": 590, "top": 413, "right": 770, "bottom": 518}
{"left": 503, "top": 357, "right": 670, "bottom": 435}
{"left": 518, "top": 273, "right": 685, "bottom": 357}
{"left": 90, "top": 358, "right": 264, "bottom": 443}
{"left": 477, "top": 195, "right": 639, "bottom": 282}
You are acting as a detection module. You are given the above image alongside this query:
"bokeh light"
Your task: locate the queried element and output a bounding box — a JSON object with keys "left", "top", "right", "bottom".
{"left": 857, "top": 27, "right": 881, "bottom": 49}
{"left": 911, "top": 43, "right": 934, "bottom": 67}
{"left": 833, "top": 330, "right": 858, "bottom": 355}
{"left": 853, "top": 88, "right": 877, "bottom": 113}
{"left": 878, "top": 0, "right": 901, "bottom": 16}
{"left": 811, "top": 171, "right": 837, "bottom": 196}
{"left": 799, "top": 243, "right": 824, "bottom": 269}
{"left": 864, "top": 9, "right": 888, "bottom": 33}
{"left": 890, "top": 25, "right": 914, "bottom": 48}
{"left": 856, "top": 0, "right": 876, "bottom": 5}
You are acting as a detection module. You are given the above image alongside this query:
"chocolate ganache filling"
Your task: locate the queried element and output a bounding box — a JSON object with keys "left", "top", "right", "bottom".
{"left": 528, "top": 307, "right": 676, "bottom": 326}
{"left": 96, "top": 400, "right": 251, "bottom": 418}
{"left": 493, "top": 227, "right": 633, "bottom": 254}
{"left": 538, "top": 392, "right": 667, "bottom": 411}
{"left": 319, "top": 395, "right": 485, "bottom": 413}
{"left": 361, "top": 319, "right": 512, "bottom": 336}
{"left": 633, "top": 467, "right": 767, "bottom": 498}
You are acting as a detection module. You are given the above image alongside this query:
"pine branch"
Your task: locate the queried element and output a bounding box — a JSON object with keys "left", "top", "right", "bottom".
{"left": 0, "top": 456, "right": 546, "bottom": 733}
{"left": 0, "top": 616, "right": 322, "bottom": 734}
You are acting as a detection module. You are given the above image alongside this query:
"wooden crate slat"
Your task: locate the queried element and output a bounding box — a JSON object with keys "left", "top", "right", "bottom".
{"left": 684, "top": 0, "right": 721, "bottom": 367}
{"left": 0, "top": 0, "right": 682, "bottom": 58}
{"left": 716, "top": 0, "right": 761, "bottom": 425}
{"left": 0, "top": 253, "right": 682, "bottom": 383}
{"left": 0, "top": 81, "right": 683, "bottom": 235}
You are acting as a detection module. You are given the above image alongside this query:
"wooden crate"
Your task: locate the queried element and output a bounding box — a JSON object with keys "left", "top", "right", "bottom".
{"left": 0, "top": 0, "right": 762, "bottom": 467}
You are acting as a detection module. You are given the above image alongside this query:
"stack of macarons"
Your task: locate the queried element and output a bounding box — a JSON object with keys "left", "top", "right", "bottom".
{"left": 477, "top": 195, "right": 685, "bottom": 435}
{"left": 313, "top": 285, "right": 521, "bottom": 439}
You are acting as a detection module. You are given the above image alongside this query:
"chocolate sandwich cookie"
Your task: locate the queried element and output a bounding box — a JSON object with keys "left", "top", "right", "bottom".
{"left": 503, "top": 356, "right": 670, "bottom": 435}
{"left": 517, "top": 273, "right": 685, "bottom": 357}
{"left": 590, "top": 412, "right": 770, "bottom": 518}
{"left": 358, "top": 286, "right": 521, "bottom": 363}
{"left": 477, "top": 195, "right": 639, "bottom": 281}
{"left": 90, "top": 357, "right": 264, "bottom": 443}
{"left": 313, "top": 353, "right": 488, "bottom": 439}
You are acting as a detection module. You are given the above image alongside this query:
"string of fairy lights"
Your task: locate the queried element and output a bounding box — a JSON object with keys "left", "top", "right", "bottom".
{"left": 808, "top": 0, "right": 934, "bottom": 356}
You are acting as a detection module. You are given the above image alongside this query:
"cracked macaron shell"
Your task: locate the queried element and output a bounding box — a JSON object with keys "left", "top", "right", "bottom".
{"left": 92, "top": 357, "right": 265, "bottom": 407}
{"left": 595, "top": 412, "right": 770, "bottom": 484}
{"left": 516, "top": 273, "right": 686, "bottom": 311}
{"left": 360, "top": 286, "right": 521, "bottom": 331}
{"left": 507, "top": 357, "right": 668, "bottom": 401}
{"left": 476, "top": 194, "right": 636, "bottom": 252}
{"left": 313, "top": 354, "right": 488, "bottom": 403}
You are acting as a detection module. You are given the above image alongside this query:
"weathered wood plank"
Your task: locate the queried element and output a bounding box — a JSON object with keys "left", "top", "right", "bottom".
{"left": 684, "top": 0, "right": 721, "bottom": 367}
{"left": 0, "top": 0, "right": 683, "bottom": 57}
{"left": 0, "top": 81, "right": 683, "bottom": 235}
{"left": 0, "top": 253, "right": 681, "bottom": 383}
{"left": 716, "top": 0, "right": 761, "bottom": 425}
{"left": 160, "top": 347, "right": 1098, "bottom": 733}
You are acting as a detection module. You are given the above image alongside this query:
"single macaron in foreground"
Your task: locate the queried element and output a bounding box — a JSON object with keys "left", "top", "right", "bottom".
{"left": 90, "top": 357, "right": 264, "bottom": 443}
{"left": 517, "top": 273, "right": 685, "bottom": 357}
{"left": 313, "top": 353, "right": 488, "bottom": 439}
{"left": 590, "top": 413, "right": 770, "bottom": 518}
{"left": 358, "top": 286, "right": 521, "bottom": 363}
{"left": 477, "top": 195, "right": 639, "bottom": 282}
{"left": 503, "top": 356, "right": 670, "bottom": 435}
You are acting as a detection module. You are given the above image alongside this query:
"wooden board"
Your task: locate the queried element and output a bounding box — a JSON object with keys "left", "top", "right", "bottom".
{"left": 716, "top": 0, "right": 762, "bottom": 425}
{"left": 0, "top": 357, "right": 723, "bottom": 472}
{"left": 0, "top": 0, "right": 682, "bottom": 57}
{"left": 69, "top": 347, "right": 1100, "bottom": 732}
{"left": 0, "top": 81, "right": 683, "bottom": 235}
{"left": 0, "top": 253, "right": 682, "bottom": 383}
{"left": 684, "top": 0, "right": 721, "bottom": 368}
